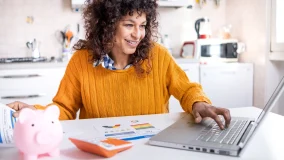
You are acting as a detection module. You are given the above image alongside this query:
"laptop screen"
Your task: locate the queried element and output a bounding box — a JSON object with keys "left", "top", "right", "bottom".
{"left": 256, "top": 76, "right": 284, "bottom": 124}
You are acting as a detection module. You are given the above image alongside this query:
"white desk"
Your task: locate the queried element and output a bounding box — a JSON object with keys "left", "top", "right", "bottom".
{"left": 1, "top": 107, "right": 284, "bottom": 160}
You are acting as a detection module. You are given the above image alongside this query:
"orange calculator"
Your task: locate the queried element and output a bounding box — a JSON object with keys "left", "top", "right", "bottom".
{"left": 69, "top": 137, "right": 133, "bottom": 158}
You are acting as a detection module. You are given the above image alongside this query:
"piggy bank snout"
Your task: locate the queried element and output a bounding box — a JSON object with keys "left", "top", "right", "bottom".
{"left": 36, "top": 132, "right": 54, "bottom": 145}
{"left": 35, "top": 126, "right": 62, "bottom": 145}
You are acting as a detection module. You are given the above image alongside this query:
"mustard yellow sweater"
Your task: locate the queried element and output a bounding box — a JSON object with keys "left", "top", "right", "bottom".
{"left": 36, "top": 43, "right": 211, "bottom": 120}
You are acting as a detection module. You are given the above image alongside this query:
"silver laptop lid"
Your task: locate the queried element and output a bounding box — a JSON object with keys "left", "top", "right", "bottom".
{"left": 256, "top": 76, "right": 284, "bottom": 124}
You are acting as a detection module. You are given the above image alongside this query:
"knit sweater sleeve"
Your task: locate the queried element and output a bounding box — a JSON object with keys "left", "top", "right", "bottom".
{"left": 35, "top": 51, "right": 83, "bottom": 120}
{"left": 165, "top": 52, "right": 211, "bottom": 114}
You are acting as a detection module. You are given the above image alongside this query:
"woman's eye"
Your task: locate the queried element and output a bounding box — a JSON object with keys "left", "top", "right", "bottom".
{"left": 125, "top": 24, "right": 133, "bottom": 27}
{"left": 140, "top": 25, "right": 146, "bottom": 28}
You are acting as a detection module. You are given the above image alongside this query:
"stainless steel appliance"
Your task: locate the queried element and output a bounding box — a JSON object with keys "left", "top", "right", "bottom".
{"left": 180, "top": 39, "right": 239, "bottom": 62}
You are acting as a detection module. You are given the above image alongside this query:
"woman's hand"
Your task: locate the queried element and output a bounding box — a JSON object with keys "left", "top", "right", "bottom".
{"left": 6, "top": 101, "right": 36, "bottom": 117}
{"left": 192, "top": 102, "right": 231, "bottom": 130}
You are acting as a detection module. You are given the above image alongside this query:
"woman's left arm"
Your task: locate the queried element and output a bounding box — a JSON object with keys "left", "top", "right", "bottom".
{"left": 166, "top": 56, "right": 231, "bottom": 129}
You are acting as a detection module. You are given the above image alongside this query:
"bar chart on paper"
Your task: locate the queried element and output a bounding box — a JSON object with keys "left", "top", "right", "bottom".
{"left": 95, "top": 121, "right": 160, "bottom": 141}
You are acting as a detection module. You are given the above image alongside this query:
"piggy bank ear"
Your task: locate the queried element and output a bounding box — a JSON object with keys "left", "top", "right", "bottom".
{"left": 18, "top": 108, "right": 36, "bottom": 124}
{"left": 44, "top": 105, "right": 60, "bottom": 119}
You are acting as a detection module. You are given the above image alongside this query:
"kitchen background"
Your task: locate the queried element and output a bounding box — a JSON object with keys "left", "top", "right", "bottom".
{"left": 0, "top": 0, "right": 283, "bottom": 115}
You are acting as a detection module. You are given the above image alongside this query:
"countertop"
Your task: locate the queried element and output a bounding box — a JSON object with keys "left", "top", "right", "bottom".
{"left": 174, "top": 57, "right": 199, "bottom": 63}
{"left": 0, "top": 56, "right": 200, "bottom": 70}
{"left": 0, "top": 59, "right": 250, "bottom": 70}
{"left": 2, "top": 107, "right": 284, "bottom": 160}
{"left": 0, "top": 61, "right": 69, "bottom": 70}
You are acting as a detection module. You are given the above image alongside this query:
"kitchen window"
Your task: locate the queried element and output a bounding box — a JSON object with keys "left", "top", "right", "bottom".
{"left": 271, "top": 0, "right": 284, "bottom": 53}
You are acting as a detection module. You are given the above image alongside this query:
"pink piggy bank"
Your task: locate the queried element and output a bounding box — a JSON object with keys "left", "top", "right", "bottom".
{"left": 13, "top": 105, "right": 63, "bottom": 160}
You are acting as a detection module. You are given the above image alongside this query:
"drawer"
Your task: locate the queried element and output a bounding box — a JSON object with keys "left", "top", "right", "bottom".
{"left": 0, "top": 88, "right": 58, "bottom": 106}
{"left": 0, "top": 68, "right": 65, "bottom": 90}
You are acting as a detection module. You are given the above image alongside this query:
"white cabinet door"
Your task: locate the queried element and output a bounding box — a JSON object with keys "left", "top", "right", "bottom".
{"left": 178, "top": 63, "right": 200, "bottom": 83}
{"left": 0, "top": 68, "right": 65, "bottom": 90}
{"left": 200, "top": 63, "right": 253, "bottom": 108}
{"left": 0, "top": 89, "right": 57, "bottom": 106}
{"left": 169, "top": 63, "right": 200, "bottom": 113}
{"left": 0, "top": 67, "right": 65, "bottom": 106}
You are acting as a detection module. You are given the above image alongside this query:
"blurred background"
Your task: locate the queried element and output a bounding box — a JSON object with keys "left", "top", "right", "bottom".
{"left": 0, "top": 0, "right": 283, "bottom": 116}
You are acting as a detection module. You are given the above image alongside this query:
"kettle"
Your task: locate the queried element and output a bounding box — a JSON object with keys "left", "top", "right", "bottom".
{"left": 26, "top": 39, "right": 40, "bottom": 58}
{"left": 195, "top": 17, "right": 212, "bottom": 39}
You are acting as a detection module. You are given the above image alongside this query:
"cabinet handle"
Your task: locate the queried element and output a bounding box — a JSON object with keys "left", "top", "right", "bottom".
{"left": 1, "top": 94, "right": 44, "bottom": 99}
{"left": 0, "top": 74, "right": 41, "bottom": 78}
{"left": 183, "top": 69, "right": 189, "bottom": 72}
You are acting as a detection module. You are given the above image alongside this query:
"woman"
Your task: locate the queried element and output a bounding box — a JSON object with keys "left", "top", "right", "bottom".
{"left": 8, "top": 0, "right": 230, "bottom": 129}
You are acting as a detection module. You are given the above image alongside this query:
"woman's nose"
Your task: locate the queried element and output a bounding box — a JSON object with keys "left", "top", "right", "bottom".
{"left": 131, "top": 27, "right": 141, "bottom": 39}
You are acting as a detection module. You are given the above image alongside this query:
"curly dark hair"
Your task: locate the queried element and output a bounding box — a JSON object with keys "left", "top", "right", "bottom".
{"left": 73, "top": 0, "right": 159, "bottom": 75}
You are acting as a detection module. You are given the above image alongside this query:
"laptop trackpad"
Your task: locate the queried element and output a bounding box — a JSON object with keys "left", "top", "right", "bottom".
{"left": 153, "top": 114, "right": 206, "bottom": 144}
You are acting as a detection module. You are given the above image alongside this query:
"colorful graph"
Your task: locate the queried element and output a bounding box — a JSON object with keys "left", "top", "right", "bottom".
{"left": 131, "top": 123, "right": 154, "bottom": 130}
{"left": 102, "top": 124, "right": 121, "bottom": 128}
{"left": 99, "top": 122, "right": 160, "bottom": 141}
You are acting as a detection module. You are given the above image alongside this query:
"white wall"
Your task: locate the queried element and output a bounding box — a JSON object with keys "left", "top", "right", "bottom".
{"left": 158, "top": 0, "right": 227, "bottom": 56}
{"left": 0, "top": 0, "right": 84, "bottom": 58}
{"left": 226, "top": 0, "right": 284, "bottom": 115}
{"left": 225, "top": 0, "right": 267, "bottom": 109}
{"left": 265, "top": 62, "right": 284, "bottom": 115}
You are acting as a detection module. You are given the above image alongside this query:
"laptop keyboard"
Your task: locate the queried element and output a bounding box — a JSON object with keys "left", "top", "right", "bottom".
{"left": 196, "top": 119, "right": 247, "bottom": 144}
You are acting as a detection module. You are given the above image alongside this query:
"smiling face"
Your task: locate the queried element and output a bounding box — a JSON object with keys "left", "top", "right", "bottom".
{"left": 111, "top": 12, "right": 147, "bottom": 57}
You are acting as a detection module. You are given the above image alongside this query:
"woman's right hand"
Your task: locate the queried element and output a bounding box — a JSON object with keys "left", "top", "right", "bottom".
{"left": 6, "top": 101, "right": 36, "bottom": 117}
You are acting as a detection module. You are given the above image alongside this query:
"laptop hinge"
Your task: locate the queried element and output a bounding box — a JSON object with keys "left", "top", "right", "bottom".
{"left": 238, "top": 122, "right": 257, "bottom": 148}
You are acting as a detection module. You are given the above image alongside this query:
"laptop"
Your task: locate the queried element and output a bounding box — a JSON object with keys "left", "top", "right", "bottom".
{"left": 149, "top": 76, "right": 284, "bottom": 156}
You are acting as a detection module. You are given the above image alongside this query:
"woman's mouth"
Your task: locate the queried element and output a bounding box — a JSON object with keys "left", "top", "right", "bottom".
{"left": 125, "top": 39, "right": 139, "bottom": 47}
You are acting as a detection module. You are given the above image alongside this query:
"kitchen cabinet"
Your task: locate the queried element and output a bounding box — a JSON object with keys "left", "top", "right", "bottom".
{"left": 0, "top": 67, "right": 66, "bottom": 106}
{"left": 168, "top": 62, "right": 254, "bottom": 113}
{"left": 71, "top": 0, "right": 194, "bottom": 12}
{"left": 169, "top": 62, "right": 199, "bottom": 113}
{"left": 157, "top": 0, "right": 194, "bottom": 8}
{"left": 200, "top": 63, "right": 253, "bottom": 108}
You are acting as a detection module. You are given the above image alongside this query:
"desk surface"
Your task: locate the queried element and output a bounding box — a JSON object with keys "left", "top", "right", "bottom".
{"left": 1, "top": 107, "right": 284, "bottom": 160}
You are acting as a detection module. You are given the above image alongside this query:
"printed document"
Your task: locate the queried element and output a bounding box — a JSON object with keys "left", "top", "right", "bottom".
{"left": 94, "top": 121, "right": 160, "bottom": 141}
{"left": 0, "top": 103, "right": 16, "bottom": 147}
